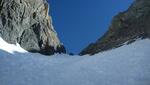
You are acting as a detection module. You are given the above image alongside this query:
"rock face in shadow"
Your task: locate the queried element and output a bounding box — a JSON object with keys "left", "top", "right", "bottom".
{"left": 0, "top": 0, "right": 66, "bottom": 55}
{"left": 80, "top": 0, "right": 150, "bottom": 55}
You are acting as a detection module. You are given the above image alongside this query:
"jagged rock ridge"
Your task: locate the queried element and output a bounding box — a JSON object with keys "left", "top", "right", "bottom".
{"left": 80, "top": 0, "right": 150, "bottom": 55}
{"left": 0, "top": 0, "right": 66, "bottom": 55}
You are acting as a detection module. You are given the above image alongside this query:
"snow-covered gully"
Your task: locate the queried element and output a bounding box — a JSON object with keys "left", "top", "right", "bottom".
{"left": 0, "top": 38, "right": 150, "bottom": 85}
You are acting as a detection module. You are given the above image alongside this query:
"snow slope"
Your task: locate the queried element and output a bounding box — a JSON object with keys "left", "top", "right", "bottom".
{"left": 0, "top": 38, "right": 150, "bottom": 85}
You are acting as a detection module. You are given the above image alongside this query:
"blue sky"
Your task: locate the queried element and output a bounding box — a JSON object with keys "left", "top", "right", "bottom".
{"left": 48, "top": 0, "right": 134, "bottom": 54}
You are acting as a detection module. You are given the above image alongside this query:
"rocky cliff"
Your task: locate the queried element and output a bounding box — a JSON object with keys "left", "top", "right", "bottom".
{"left": 0, "top": 0, "right": 66, "bottom": 55}
{"left": 80, "top": 0, "right": 150, "bottom": 55}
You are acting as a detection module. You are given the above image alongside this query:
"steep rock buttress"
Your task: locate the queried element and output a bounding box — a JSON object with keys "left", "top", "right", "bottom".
{"left": 0, "top": 0, "right": 66, "bottom": 55}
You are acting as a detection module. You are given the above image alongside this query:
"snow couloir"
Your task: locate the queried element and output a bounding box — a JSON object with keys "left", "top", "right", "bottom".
{"left": 0, "top": 37, "right": 150, "bottom": 85}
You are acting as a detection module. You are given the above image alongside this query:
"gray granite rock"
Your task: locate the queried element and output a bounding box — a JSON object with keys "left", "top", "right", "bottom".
{"left": 80, "top": 0, "right": 150, "bottom": 55}
{"left": 0, "top": 0, "right": 66, "bottom": 55}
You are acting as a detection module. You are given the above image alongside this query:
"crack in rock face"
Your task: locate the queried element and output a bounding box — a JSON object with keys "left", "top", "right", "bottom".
{"left": 0, "top": 0, "right": 66, "bottom": 55}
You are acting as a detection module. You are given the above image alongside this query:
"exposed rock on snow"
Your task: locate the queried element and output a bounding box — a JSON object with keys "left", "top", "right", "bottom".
{"left": 0, "top": 0, "right": 66, "bottom": 55}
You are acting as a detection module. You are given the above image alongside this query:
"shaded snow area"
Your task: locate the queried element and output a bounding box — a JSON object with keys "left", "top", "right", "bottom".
{"left": 0, "top": 38, "right": 150, "bottom": 85}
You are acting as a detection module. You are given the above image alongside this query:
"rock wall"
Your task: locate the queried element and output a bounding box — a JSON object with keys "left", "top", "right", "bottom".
{"left": 0, "top": 0, "right": 66, "bottom": 55}
{"left": 80, "top": 0, "right": 150, "bottom": 55}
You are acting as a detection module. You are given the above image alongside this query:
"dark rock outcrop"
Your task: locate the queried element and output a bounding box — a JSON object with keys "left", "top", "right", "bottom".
{"left": 0, "top": 0, "right": 66, "bottom": 55}
{"left": 80, "top": 0, "right": 150, "bottom": 55}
